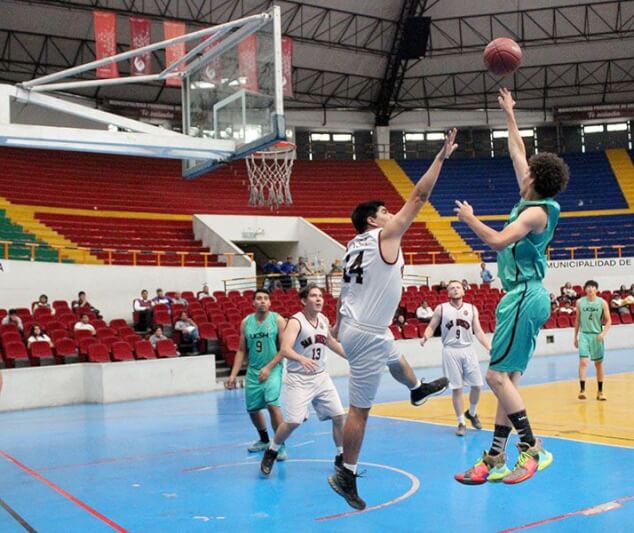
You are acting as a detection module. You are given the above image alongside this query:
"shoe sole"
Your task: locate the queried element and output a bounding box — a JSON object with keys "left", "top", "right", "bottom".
{"left": 454, "top": 475, "right": 487, "bottom": 485}
{"left": 327, "top": 475, "right": 366, "bottom": 510}
{"left": 465, "top": 417, "right": 483, "bottom": 430}
{"left": 260, "top": 466, "right": 273, "bottom": 476}
{"left": 503, "top": 471, "right": 537, "bottom": 484}
{"left": 411, "top": 383, "right": 448, "bottom": 407}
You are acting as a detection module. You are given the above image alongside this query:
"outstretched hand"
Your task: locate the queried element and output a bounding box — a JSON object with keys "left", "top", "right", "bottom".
{"left": 438, "top": 128, "right": 459, "bottom": 160}
{"left": 498, "top": 88, "right": 515, "bottom": 114}
{"left": 454, "top": 200, "right": 475, "bottom": 222}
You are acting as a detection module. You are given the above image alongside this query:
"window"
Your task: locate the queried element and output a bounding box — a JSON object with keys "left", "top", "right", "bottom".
{"left": 404, "top": 132, "right": 424, "bottom": 141}
{"left": 426, "top": 132, "right": 445, "bottom": 141}
{"left": 310, "top": 133, "right": 330, "bottom": 142}
{"left": 583, "top": 125, "right": 604, "bottom": 134}
{"left": 606, "top": 123, "right": 627, "bottom": 132}
{"left": 492, "top": 129, "right": 533, "bottom": 139}
{"left": 332, "top": 133, "right": 352, "bottom": 142}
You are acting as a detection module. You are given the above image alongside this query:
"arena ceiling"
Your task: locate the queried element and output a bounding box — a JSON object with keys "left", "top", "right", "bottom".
{"left": 1, "top": 0, "right": 633, "bottom": 124}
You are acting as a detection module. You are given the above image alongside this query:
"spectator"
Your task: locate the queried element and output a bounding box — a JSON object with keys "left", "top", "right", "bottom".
{"left": 174, "top": 311, "right": 200, "bottom": 354}
{"left": 197, "top": 283, "right": 211, "bottom": 300}
{"left": 297, "top": 256, "right": 313, "bottom": 289}
{"left": 480, "top": 262, "right": 493, "bottom": 285}
{"left": 279, "top": 256, "right": 298, "bottom": 289}
{"left": 549, "top": 293, "right": 558, "bottom": 311}
{"left": 329, "top": 259, "right": 343, "bottom": 274}
{"left": 133, "top": 289, "right": 153, "bottom": 332}
{"left": 74, "top": 313, "right": 96, "bottom": 335}
{"left": 26, "top": 324, "right": 53, "bottom": 348}
{"left": 461, "top": 279, "right": 471, "bottom": 292}
{"left": 172, "top": 291, "right": 189, "bottom": 307}
{"left": 152, "top": 289, "right": 172, "bottom": 307}
{"left": 557, "top": 300, "right": 575, "bottom": 315}
{"left": 263, "top": 258, "right": 281, "bottom": 291}
{"left": 611, "top": 293, "right": 633, "bottom": 314}
{"left": 2, "top": 309, "right": 24, "bottom": 332}
{"left": 436, "top": 280, "right": 448, "bottom": 293}
{"left": 149, "top": 326, "right": 168, "bottom": 348}
{"left": 72, "top": 291, "right": 101, "bottom": 318}
{"left": 629, "top": 283, "right": 634, "bottom": 296}
{"left": 561, "top": 282, "right": 577, "bottom": 301}
{"left": 32, "top": 294, "right": 51, "bottom": 312}
{"left": 393, "top": 308, "right": 407, "bottom": 327}
{"left": 416, "top": 300, "right": 434, "bottom": 323}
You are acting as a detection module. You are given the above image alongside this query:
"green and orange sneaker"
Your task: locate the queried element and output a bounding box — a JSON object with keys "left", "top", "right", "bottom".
{"left": 503, "top": 439, "right": 553, "bottom": 485}
{"left": 454, "top": 451, "right": 510, "bottom": 485}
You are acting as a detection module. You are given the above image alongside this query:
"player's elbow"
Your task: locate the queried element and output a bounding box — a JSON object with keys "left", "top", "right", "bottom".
{"left": 488, "top": 237, "right": 506, "bottom": 251}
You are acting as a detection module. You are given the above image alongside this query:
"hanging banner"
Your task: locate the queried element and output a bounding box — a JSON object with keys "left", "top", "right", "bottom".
{"left": 163, "top": 21, "right": 187, "bottom": 87}
{"left": 93, "top": 11, "right": 119, "bottom": 79}
{"left": 281, "top": 36, "right": 293, "bottom": 97}
{"left": 200, "top": 35, "right": 223, "bottom": 86}
{"left": 129, "top": 17, "right": 151, "bottom": 76}
{"left": 238, "top": 34, "right": 258, "bottom": 93}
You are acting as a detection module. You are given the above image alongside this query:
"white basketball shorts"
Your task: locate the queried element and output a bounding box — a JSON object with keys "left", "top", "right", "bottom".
{"left": 284, "top": 371, "right": 345, "bottom": 424}
{"left": 442, "top": 347, "right": 484, "bottom": 390}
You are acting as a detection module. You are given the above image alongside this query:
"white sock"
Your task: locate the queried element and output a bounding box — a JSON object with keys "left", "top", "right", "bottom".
{"left": 469, "top": 403, "right": 477, "bottom": 417}
{"left": 458, "top": 414, "right": 466, "bottom": 425}
{"left": 409, "top": 379, "right": 422, "bottom": 391}
{"left": 343, "top": 462, "right": 357, "bottom": 474}
{"left": 270, "top": 440, "right": 281, "bottom": 452}
{"left": 336, "top": 446, "right": 343, "bottom": 454}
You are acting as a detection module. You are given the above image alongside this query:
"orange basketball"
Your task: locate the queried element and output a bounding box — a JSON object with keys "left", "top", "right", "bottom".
{"left": 483, "top": 38, "right": 522, "bottom": 76}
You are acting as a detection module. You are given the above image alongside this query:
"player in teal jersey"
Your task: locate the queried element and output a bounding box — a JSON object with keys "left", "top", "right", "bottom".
{"left": 227, "top": 289, "right": 288, "bottom": 457}
{"left": 453, "top": 88, "right": 570, "bottom": 485}
{"left": 574, "top": 280, "right": 611, "bottom": 401}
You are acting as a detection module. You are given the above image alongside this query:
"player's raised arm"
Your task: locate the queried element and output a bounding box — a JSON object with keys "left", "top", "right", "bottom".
{"left": 382, "top": 129, "right": 458, "bottom": 244}
{"left": 227, "top": 319, "right": 248, "bottom": 389}
{"left": 420, "top": 305, "right": 442, "bottom": 347}
{"left": 498, "top": 88, "right": 529, "bottom": 190}
{"left": 472, "top": 306, "right": 492, "bottom": 352}
{"left": 279, "top": 317, "right": 319, "bottom": 372}
{"left": 454, "top": 201, "right": 547, "bottom": 251}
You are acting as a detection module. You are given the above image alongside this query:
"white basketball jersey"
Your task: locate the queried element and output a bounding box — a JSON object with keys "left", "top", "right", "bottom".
{"left": 286, "top": 311, "right": 329, "bottom": 374}
{"left": 440, "top": 302, "right": 476, "bottom": 348}
{"left": 339, "top": 228, "right": 404, "bottom": 328}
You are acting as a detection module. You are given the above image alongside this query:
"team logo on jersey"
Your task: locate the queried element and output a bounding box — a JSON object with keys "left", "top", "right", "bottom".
{"left": 463, "top": 310, "right": 469, "bottom": 316}
{"left": 446, "top": 319, "right": 471, "bottom": 330}
{"left": 300, "top": 334, "right": 327, "bottom": 348}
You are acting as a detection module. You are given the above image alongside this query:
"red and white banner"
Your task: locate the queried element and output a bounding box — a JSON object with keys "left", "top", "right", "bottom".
{"left": 281, "top": 36, "right": 293, "bottom": 97}
{"left": 200, "top": 35, "right": 222, "bottom": 85}
{"left": 93, "top": 11, "right": 119, "bottom": 79}
{"left": 129, "top": 17, "right": 151, "bottom": 76}
{"left": 163, "top": 21, "right": 186, "bottom": 87}
{"left": 238, "top": 34, "right": 258, "bottom": 93}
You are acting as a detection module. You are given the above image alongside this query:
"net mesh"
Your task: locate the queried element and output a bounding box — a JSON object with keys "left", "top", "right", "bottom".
{"left": 245, "top": 142, "right": 294, "bottom": 209}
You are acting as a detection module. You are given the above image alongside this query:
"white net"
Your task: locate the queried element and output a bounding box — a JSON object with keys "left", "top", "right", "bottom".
{"left": 245, "top": 141, "right": 295, "bottom": 209}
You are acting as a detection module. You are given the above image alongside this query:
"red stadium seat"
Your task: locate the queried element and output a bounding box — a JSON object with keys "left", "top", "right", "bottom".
{"left": 155, "top": 339, "right": 179, "bottom": 358}
{"left": 33, "top": 307, "right": 52, "bottom": 321}
{"left": 199, "top": 323, "right": 218, "bottom": 341}
{"left": 389, "top": 325, "right": 402, "bottom": 340}
{"left": 48, "top": 329, "right": 69, "bottom": 343}
{"left": 153, "top": 310, "right": 172, "bottom": 327}
{"left": 54, "top": 338, "right": 79, "bottom": 364}
{"left": 620, "top": 313, "right": 633, "bottom": 325}
{"left": 556, "top": 316, "right": 571, "bottom": 328}
{"left": 111, "top": 341, "right": 134, "bottom": 362}
{"left": 117, "top": 326, "right": 136, "bottom": 338}
{"left": 87, "top": 343, "right": 110, "bottom": 363}
{"left": 29, "top": 341, "right": 54, "bottom": 366}
{"left": 2, "top": 331, "right": 22, "bottom": 346}
{"left": 222, "top": 334, "right": 240, "bottom": 367}
{"left": 124, "top": 333, "right": 143, "bottom": 346}
{"left": 100, "top": 336, "right": 119, "bottom": 349}
{"left": 46, "top": 320, "right": 66, "bottom": 332}
{"left": 0, "top": 324, "right": 20, "bottom": 336}
{"left": 3, "top": 342, "right": 29, "bottom": 367}
{"left": 109, "top": 318, "right": 128, "bottom": 330}
{"left": 402, "top": 324, "right": 418, "bottom": 339}
{"left": 543, "top": 317, "right": 556, "bottom": 329}
{"left": 96, "top": 327, "right": 116, "bottom": 339}
{"left": 78, "top": 337, "right": 97, "bottom": 359}
{"left": 134, "top": 340, "right": 156, "bottom": 360}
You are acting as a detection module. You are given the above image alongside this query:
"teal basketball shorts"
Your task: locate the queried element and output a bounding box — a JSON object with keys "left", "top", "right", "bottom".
{"left": 245, "top": 366, "right": 282, "bottom": 412}
{"left": 489, "top": 280, "right": 550, "bottom": 374}
{"left": 578, "top": 331, "right": 605, "bottom": 361}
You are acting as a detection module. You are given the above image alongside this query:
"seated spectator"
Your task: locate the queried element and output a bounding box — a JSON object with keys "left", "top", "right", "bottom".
{"left": 561, "top": 282, "right": 577, "bottom": 301}
{"left": 174, "top": 311, "right": 200, "bottom": 354}
{"left": 74, "top": 313, "right": 96, "bottom": 335}
{"left": 133, "top": 289, "right": 153, "bottom": 332}
{"left": 436, "top": 280, "right": 448, "bottom": 293}
{"left": 152, "top": 289, "right": 172, "bottom": 307}
{"left": 149, "top": 326, "right": 168, "bottom": 348}
{"left": 557, "top": 294, "right": 572, "bottom": 307}
{"left": 172, "top": 291, "right": 189, "bottom": 307}
{"left": 393, "top": 308, "right": 406, "bottom": 327}
{"left": 32, "top": 294, "right": 52, "bottom": 312}
{"left": 2, "top": 309, "right": 24, "bottom": 332}
{"left": 263, "top": 258, "right": 282, "bottom": 291}
{"left": 480, "top": 262, "right": 494, "bottom": 285}
{"left": 416, "top": 300, "right": 434, "bottom": 323}
{"left": 72, "top": 291, "right": 101, "bottom": 318}
{"left": 26, "top": 324, "right": 53, "bottom": 348}
{"left": 280, "top": 256, "right": 298, "bottom": 289}
{"left": 197, "top": 283, "right": 211, "bottom": 300}
{"left": 329, "top": 259, "right": 343, "bottom": 275}
{"left": 557, "top": 300, "right": 575, "bottom": 315}
{"left": 629, "top": 283, "right": 634, "bottom": 296}
{"left": 550, "top": 293, "right": 558, "bottom": 311}
{"left": 461, "top": 279, "right": 471, "bottom": 292}
{"left": 611, "top": 293, "right": 633, "bottom": 314}
{"left": 297, "top": 256, "right": 313, "bottom": 289}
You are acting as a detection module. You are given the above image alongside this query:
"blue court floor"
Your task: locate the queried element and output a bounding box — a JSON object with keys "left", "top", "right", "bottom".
{"left": 0, "top": 350, "right": 633, "bottom": 532}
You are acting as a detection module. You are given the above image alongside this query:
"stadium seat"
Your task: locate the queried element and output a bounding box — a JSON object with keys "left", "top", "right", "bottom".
{"left": 389, "top": 325, "right": 402, "bottom": 340}
{"left": 620, "top": 313, "right": 633, "bottom": 324}
{"left": 2, "top": 331, "right": 22, "bottom": 346}
{"left": 109, "top": 318, "right": 128, "bottom": 330}
{"left": 556, "top": 316, "right": 571, "bottom": 328}
{"left": 402, "top": 324, "right": 418, "bottom": 339}
{"left": 87, "top": 343, "right": 110, "bottom": 363}
{"left": 54, "top": 338, "right": 79, "bottom": 364}
{"left": 222, "top": 334, "right": 240, "bottom": 367}
{"left": 96, "top": 327, "right": 116, "bottom": 339}
{"left": 0, "top": 324, "right": 20, "bottom": 336}
{"left": 78, "top": 337, "right": 97, "bottom": 360}
{"left": 3, "top": 342, "right": 29, "bottom": 367}
{"left": 74, "top": 329, "right": 94, "bottom": 342}
{"left": 111, "top": 341, "right": 134, "bottom": 362}
{"left": 134, "top": 340, "right": 156, "bottom": 360}
{"left": 29, "top": 341, "right": 54, "bottom": 366}
{"left": 156, "top": 339, "right": 179, "bottom": 358}
{"left": 117, "top": 326, "right": 136, "bottom": 338}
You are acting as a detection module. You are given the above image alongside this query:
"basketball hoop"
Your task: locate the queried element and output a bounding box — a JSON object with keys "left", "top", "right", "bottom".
{"left": 246, "top": 141, "right": 295, "bottom": 209}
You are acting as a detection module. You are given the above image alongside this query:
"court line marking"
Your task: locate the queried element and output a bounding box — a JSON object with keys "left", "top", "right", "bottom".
{"left": 184, "top": 458, "right": 420, "bottom": 521}
{"left": 500, "top": 494, "right": 634, "bottom": 532}
{"left": 0, "top": 450, "right": 128, "bottom": 533}
{"left": 369, "top": 413, "right": 634, "bottom": 450}
{"left": 0, "top": 496, "right": 37, "bottom": 532}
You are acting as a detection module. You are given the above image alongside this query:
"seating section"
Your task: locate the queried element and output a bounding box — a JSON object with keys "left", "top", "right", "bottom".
{"left": 454, "top": 214, "right": 634, "bottom": 262}
{"left": 0, "top": 209, "right": 68, "bottom": 262}
{"left": 315, "top": 222, "right": 453, "bottom": 264}
{"left": 35, "top": 214, "right": 223, "bottom": 266}
{"left": 398, "top": 152, "right": 628, "bottom": 216}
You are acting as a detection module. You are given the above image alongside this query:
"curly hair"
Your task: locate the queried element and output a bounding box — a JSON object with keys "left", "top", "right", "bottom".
{"left": 528, "top": 152, "right": 570, "bottom": 198}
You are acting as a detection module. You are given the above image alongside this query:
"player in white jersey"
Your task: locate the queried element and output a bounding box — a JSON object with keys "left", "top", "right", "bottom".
{"left": 328, "top": 129, "right": 458, "bottom": 510}
{"left": 421, "top": 280, "right": 491, "bottom": 437}
{"left": 260, "top": 284, "right": 347, "bottom": 476}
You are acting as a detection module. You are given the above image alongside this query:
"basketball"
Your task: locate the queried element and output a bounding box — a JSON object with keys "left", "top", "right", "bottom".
{"left": 483, "top": 37, "right": 522, "bottom": 76}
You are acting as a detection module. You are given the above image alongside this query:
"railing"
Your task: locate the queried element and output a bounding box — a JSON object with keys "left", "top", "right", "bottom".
{"left": 0, "top": 239, "right": 253, "bottom": 267}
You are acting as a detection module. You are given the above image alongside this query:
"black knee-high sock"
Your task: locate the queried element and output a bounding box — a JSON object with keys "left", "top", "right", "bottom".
{"left": 258, "top": 429, "right": 270, "bottom": 443}
{"left": 508, "top": 410, "right": 536, "bottom": 447}
{"left": 489, "top": 425, "right": 512, "bottom": 456}
{"left": 579, "top": 380, "right": 586, "bottom": 392}
{"left": 598, "top": 381, "right": 603, "bottom": 393}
